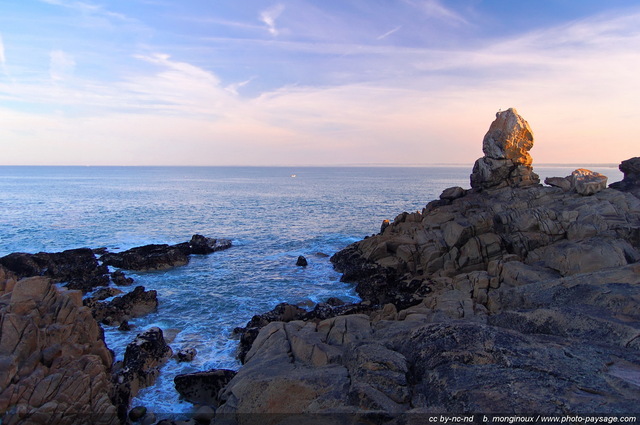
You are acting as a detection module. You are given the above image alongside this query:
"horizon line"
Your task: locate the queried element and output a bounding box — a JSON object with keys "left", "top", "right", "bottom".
{"left": 0, "top": 162, "right": 621, "bottom": 168}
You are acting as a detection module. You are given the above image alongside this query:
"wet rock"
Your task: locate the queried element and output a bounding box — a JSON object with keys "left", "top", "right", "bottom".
{"left": 0, "top": 248, "right": 109, "bottom": 292}
{"left": 85, "top": 285, "right": 158, "bottom": 326}
{"left": 188, "top": 234, "right": 232, "bottom": 255}
{"left": 112, "top": 327, "right": 172, "bottom": 422}
{"left": 176, "top": 347, "right": 197, "bottom": 362}
{"left": 174, "top": 369, "right": 237, "bottom": 406}
{"left": 111, "top": 270, "right": 134, "bottom": 286}
{"left": 296, "top": 255, "right": 308, "bottom": 266}
{"left": 100, "top": 243, "right": 191, "bottom": 271}
{"left": 91, "top": 286, "right": 124, "bottom": 301}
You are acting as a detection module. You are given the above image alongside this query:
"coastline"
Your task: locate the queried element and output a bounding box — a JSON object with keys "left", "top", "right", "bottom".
{"left": 1, "top": 110, "right": 639, "bottom": 423}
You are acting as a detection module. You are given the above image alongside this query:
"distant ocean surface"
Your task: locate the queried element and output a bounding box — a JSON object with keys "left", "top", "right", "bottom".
{"left": 0, "top": 165, "right": 623, "bottom": 416}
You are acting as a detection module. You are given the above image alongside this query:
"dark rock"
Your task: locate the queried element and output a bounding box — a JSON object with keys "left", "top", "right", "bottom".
{"left": 112, "top": 327, "right": 173, "bottom": 422}
{"left": 439, "top": 186, "right": 466, "bottom": 201}
{"left": 326, "top": 297, "right": 345, "bottom": 306}
{"left": 111, "top": 270, "right": 134, "bottom": 286}
{"left": 296, "top": 255, "right": 308, "bottom": 266}
{"left": 610, "top": 157, "right": 640, "bottom": 197}
{"left": 175, "top": 347, "right": 197, "bottom": 362}
{"left": 174, "top": 369, "right": 237, "bottom": 406}
{"left": 129, "top": 406, "right": 147, "bottom": 421}
{"left": 0, "top": 248, "right": 109, "bottom": 292}
{"left": 85, "top": 286, "right": 158, "bottom": 326}
{"left": 100, "top": 243, "right": 191, "bottom": 271}
{"left": 118, "top": 320, "right": 132, "bottom": 331}
{"left": 188, "top": 234, "right": 232, "bottom": 255}
{"left": 91, "top": 286, "right": 124, "bottom": 301}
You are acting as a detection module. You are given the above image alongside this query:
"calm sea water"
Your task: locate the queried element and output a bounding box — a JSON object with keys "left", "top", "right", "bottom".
{"left": 0, "top": 165, "right": 623, "bottom": 416}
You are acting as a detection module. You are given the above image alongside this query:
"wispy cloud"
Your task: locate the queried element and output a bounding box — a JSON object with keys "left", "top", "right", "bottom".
{"left": 377, "top": 25, "right": 402, "bottom": 40}
{"left": 260, "top": 4, "right": 285, "bottom": 36}
{"left": 225, "top": 77, "right": 256, "bottom": 95}
{"left": 49, "top": 50, "right": 76, "bottom": 81}
{"left": 404, "top": 0, "right": 468, "bottom": 26}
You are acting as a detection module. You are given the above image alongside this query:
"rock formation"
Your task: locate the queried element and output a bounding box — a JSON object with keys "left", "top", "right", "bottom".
{"left": 112, "top": 327, "right": 172, "bottom": 422}
{"left": 0, "top": 267, "right": 118, "bottom": 424}
{"left": 100, "top": 235, "right": 232, "bottom": 271}
{"left": 0, "top": 248, "right": 109, "bottom": 293}
{"left": 208, "top": 109, "right": 640, "bottom": 421}
{"left": 611, "top": 157, "right": 640, "bottom": 198}
{"left": 84, "top": 285, "right": 158, "bottom": 326}
{"left": 470, "top": 108, "right": 540, "bottom": 190}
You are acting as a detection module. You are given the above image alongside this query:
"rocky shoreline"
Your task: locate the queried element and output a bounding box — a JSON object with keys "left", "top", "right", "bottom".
{"left": 2, "top": 109, "right": 639, "bottom": 424}
{"left": 0, "top": 235, "right": 232, "bottom": 425}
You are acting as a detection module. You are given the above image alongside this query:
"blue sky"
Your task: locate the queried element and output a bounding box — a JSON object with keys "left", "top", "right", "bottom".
{"left": 1, "top": 0, "right": 639, "bottom": 165}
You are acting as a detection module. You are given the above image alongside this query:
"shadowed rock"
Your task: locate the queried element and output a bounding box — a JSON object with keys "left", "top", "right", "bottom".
{"left": 0, "top": 248, "right": 109, "bottom": 292}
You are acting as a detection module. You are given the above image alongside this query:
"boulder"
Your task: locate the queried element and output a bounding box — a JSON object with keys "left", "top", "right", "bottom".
{"left": 470, "top": 108, "right": 540, "bottom": 190}
{"left": 570, "top": 168, "right": 608, "bottom": 195}
{"left": 296, "top": 255, "right": 308, "bottom": 266}
{"left": 174, "top": 369, "right": 237, "bottom": 406}
{"left": 175, "top": 347, "right": 197, "bottom": 362}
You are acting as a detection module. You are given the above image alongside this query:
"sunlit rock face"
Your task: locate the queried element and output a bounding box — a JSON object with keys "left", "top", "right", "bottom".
{"left": 471, "top": 108, "right": 540, "bottom": 190}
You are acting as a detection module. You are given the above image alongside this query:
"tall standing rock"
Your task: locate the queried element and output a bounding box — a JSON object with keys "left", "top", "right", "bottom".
{"left": 470, "top": 108, "right": 540, "bottom": 190}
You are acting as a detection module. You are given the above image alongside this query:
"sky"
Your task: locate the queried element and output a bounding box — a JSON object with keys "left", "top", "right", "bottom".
{"left": 0, "top": 0, "right": 639, "bottom": 166}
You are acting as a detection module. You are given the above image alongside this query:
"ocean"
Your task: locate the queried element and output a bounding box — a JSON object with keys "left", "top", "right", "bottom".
{"left": 0, "top": 164, "right": 623, "bottom": 416}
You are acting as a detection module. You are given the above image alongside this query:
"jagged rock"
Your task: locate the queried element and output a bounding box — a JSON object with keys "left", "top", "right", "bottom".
{"left": 188, "top": 234, "right": 232, "bottom": 255}
{"left": 610, "top": 157, "right": 640, "bottom": 197}
{"left": 0, "top": 248, "right": 109, "bottom": 292}
{"left": 85, "top": 285, "right": 158, "bottom": 326}
{"left": 111, "top": 270, "right": 134, "bottom": 286}
{"left": 233, "top": 301, "right": 377, "bottom": 363}
{"left": 184, "top": 111, "right": 640, "bottom": 419}
{"left": 296, "top": 255, "right": 308, "bottom": 266}
{"left": 470, "top": 108, "right": 540, "bottom": 190}
{"left": 112, "top": 327, "right": 172, "bottom": 422}
{"left": 571, "top": 168, "right": 608, "bottom": 195}
{"left": 174, "top": 369, "right": 237, "bottom": 406}
{"left": 0, "top": 275, "right": 118, "bottom": 424}
{"left": 91, "top": 286, "right": 124, "bottom": 300}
